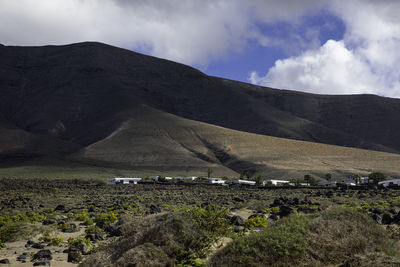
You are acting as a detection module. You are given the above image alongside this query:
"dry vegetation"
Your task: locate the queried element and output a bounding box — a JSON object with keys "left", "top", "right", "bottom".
{"left": 2, "top": 179, "right": 400, "bottom": 266}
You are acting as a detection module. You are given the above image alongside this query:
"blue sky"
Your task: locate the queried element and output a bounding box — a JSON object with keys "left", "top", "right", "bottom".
{"left": 202, "top": 11, "right": 346, "bottom": 83}
{"left": 1, "top": 0, "right": 399, "bottom": 97}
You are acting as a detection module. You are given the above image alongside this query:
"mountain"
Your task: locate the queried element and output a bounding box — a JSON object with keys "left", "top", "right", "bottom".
{"left": 1, "top": 42, "right": 400, "bottom": 178}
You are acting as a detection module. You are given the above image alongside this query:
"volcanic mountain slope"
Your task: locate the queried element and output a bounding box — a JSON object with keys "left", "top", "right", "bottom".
{"left": 69, "top": 105, "right": 400, "bottom": 179}
{"left": 0, "top": 42, "right": 400, "bottom": 177}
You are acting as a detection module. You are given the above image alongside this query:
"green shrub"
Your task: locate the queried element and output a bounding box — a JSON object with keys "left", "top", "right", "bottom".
{"left": 68, "top": 237, "right": 93, "bottom": 250}
{"left": 213, "top": 214, "right": 311, "bottom": 266}
{"left": 210, "top": 208, "right": 395, "bottom": 266}
{"left": 183, "top": 205, "right": 231, "bottom": 237}
{"left": 244, "top": 216, "right": 268, "bottom": 228}
{"left": 270, "top": 206, "right": 280, "bottom": 213}
{"left": 26, "top": 212, "right": 46, "bottom": 223}
{"left": 81, "top": 207, "right": 233, "bottom": 266}
{"left": 177, "top": 258, "right": 205, "bottom": 267}
{"left": 45, "top": 236, "right": 64, "bottom": 246}
{"left": 58, "top": 223, "right": 75, "bottom": 231}
{"left": 0, "top": 216, "right": 12, "bottom": 227}
{"left": 0, "top": 221, "right": 50, "bottom": 243}
{"left": 0, "top": 242, "right": 6, "bottom": 249}
{"left": 94, "top": 212, "right": 117, "bottom": 228}
{"left": 75, "top": 211, "right": 94, "bottom": 226}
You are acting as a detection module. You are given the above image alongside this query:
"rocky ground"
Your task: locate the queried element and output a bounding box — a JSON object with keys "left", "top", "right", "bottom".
{"left": 1, "top": 179, "right": 400, "bottom": 266}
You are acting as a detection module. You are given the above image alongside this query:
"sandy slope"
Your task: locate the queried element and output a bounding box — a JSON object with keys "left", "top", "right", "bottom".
{"left": 71, "top": 106, "right": 400, "bottom": 179}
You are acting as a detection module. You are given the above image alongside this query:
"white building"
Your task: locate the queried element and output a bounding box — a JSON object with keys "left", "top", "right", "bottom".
{"left": 230, "top": 179, "right": 256, "bottom": 186}
{"left": 378, "top": 179, "right": 400, "bottom": 187}
{"left": 109, "top": 177, "right": 142, "bottom": 185}
{"left": 209, "top": 178, "right": 226, "bottom": 184}
{"left": 176, "top": 176, "right": 198, "bottom": 181}
{"left": 263, "top": 179, "right": 290, "bottom": 186}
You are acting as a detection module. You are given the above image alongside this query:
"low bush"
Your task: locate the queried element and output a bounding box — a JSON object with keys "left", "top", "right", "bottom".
{"left": 40, "top": 235, "right": 64, "bottom": 246}
{"left": 244, "top": 216, "right": 268, "bottom": 228}
{"left": 68, "top": 236, "right": 93, "bottom": 250}
{"left": 94, "top": 212, "right": 117, "bottom": 228}
{"left": 0, "top": 221, "right": 51, "bottom": 243}
{"left": 75, "top": 211, "right": 93, "bottom": 226}
{"left": 210, "top": 214, "right": 311, "bottom": 266}
{"left": 209, "top": 208, "right": 400, "bottom": 266}
{"left": 81, "top": 205, "right": 232, "bottom": 266}
{"left": 114, "top": 242, "right": 173, "bottom": 267}
{"left": 58, "top": 223, "right": 76, "bottom": 231}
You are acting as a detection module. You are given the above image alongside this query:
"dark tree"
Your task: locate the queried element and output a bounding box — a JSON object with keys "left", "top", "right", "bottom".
{"left": 304, "top": 174, "right": 316, "bottom": 186}
{"left": 325, "top": 173, "right": 332, "bottom": 181}
{"left": 253, "top": 175, "right": 263, "bottom": 186}
{"left": 368, "top": 172, "right": 386, "bottom": 184}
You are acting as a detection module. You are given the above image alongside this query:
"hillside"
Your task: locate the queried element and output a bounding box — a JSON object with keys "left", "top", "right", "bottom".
{"left": 68, "top": 105, "right": 400, "bottom": 178}
{"left": 1, "top": 42, "right": 400, "bottom": 178}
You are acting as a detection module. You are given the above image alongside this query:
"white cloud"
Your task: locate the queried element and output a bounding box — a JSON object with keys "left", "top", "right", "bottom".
{"left": 249, "top": 40, "right": 382, "bottom": 95}
{"left": 250, "top": 0, "right": 400, "bottom": 98}
{"left": 1, "top": 0, "right": 399, "bottom": 97}
{"left": 0, "top": 0, "right": 322, "bottom": 65}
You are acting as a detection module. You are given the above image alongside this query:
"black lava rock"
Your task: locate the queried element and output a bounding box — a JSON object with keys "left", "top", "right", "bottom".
{"left": 32, "top": 250, "right": 52, "bottom": 261}
{"left": 0, "top": 259, "right": 10, "bottom": 264}
{"left": 32, "top": 243, "right": 44, "bottom": 249}
{"left": 230, "top": 215, "right": 245, "bottom": 226}
{"left": 382, "top": 213, "right": 393, "bottom": 224}
{"left": 149, "top": 204, "right": 161, "bottom": 214}
{"left": 372, "top": 213, "right": 382, "bottom": 224}
{"left": 278, "top": 205, "right": 295, "bottom": 217}
{"left": 54, "top": 204, "right": 65, "bottom": 211}
{"left": 67, "top": 248, "right": 82, "bottom": 263}
{"left": 33, "top": 261, "right": 51, "bottom": 266}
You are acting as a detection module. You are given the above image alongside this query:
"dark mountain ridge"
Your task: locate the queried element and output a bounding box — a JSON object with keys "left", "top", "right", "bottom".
{"left": 0, "top": 42, "right": 399, "bottom": 165}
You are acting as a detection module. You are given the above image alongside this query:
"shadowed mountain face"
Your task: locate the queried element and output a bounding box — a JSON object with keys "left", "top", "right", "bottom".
{"left": 1, "top": 42, "right": 400, "bottom": 176}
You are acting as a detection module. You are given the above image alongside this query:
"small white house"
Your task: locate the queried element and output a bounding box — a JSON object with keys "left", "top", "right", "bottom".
{"left": 263, "top": 179, "right": 290, "bottom": 186}
{"left": 209, "top": 178, "right": 226, "bottom": 184}
{"left": 379, "top": 179, "right": 400, "bottom": 187}
{"left": 230, "top": 179, "right": 256, "bottom": 186}
{"left": 109, "top": 177, "right": 142, "bottom": 185}
{"left": 176, "top": 176, "right": 198, "bottom": 181}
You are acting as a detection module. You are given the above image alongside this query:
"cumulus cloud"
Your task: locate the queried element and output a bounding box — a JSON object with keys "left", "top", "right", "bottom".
{"left": 0, "top": 0, "right": 322, "bottom": 65}
{"left": 1, "top": 0, "right": 399, "bottom": 97}
{"left": 249, "top": 40, "right": 381, "bottom": 95}
{"left": 250, "top": 0, "right": 400, "bottom": 97}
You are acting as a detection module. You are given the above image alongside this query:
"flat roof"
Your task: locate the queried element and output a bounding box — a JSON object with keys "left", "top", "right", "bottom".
{"left": 112, "top": 177, "right": 142, "bottom": 180}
